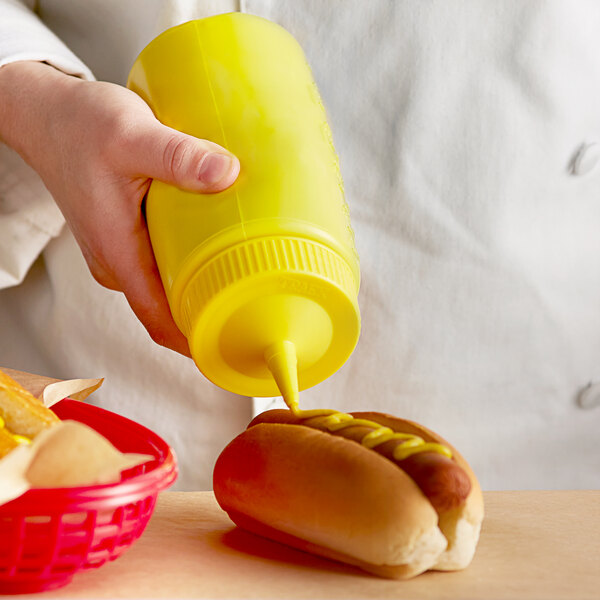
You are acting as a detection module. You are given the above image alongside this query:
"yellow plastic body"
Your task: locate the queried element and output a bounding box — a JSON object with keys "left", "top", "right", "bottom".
{"left": 127, "top": 13, "right": 360, "bottom": 398}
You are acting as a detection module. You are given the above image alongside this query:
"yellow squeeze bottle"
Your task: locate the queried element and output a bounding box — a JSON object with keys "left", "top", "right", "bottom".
{"left": 127, "top": 14, "right": 360, "bottom": 404}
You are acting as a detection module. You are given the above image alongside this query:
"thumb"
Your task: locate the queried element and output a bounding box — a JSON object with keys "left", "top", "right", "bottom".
{"left": 120, "top": 120, "right": 240, "bottom": 192}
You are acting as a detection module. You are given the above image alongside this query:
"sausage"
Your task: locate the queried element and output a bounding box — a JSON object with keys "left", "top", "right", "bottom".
{"left": 249, "top": 409, "right": 471, "bottom": 513}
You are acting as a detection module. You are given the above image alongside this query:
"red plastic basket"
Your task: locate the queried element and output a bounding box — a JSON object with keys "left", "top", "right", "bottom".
{"left": 0, "top": 399, "right": 177, "bottom": 594}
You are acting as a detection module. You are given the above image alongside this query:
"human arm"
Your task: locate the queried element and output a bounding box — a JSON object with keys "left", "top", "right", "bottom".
{"left": 0, "top": 59, "right": 239, "bottom": 355}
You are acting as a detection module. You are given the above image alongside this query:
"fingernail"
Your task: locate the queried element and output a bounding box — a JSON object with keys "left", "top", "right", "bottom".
{"left": 198, "top": 152, "right": 233, "bottom": 184}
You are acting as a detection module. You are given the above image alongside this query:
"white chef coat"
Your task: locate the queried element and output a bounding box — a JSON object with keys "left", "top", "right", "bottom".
{"left": 0, "top": 0, "right": 598, "bottom": 491}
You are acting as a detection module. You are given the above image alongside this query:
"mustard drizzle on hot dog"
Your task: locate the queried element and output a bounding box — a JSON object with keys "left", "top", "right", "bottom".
{"left": 0, "top": 415, "right": 31, "bottom": 445}
{"left": 286, "top": 404, "right": 452, "bottom": 461}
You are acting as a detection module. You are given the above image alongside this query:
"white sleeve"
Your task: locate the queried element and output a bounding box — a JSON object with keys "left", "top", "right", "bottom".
{"left": 0, "top": 0, "right": 94, "bottom": 80}
{"left": 0, "top": 0, "right": 94, "bottom": 289}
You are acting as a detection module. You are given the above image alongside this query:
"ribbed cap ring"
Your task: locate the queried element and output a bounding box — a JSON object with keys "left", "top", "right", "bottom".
{"left": 178, "top": 237, "right": 357, "bottom": 336}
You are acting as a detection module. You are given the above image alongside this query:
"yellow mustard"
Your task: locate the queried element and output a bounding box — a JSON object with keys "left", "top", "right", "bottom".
{"left": 286, "top": 404, "right": 452, "bottom": 461}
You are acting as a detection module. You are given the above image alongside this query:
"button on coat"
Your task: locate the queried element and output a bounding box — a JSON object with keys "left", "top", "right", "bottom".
{"left": 577, "top": 382, "right": 600, "bottom": 409}
{"left": 570, "top": 142, "right": 600, "bottom": 176}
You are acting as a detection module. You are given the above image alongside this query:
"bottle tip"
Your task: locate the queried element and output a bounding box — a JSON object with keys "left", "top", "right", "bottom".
{"left": 264, "top": 341, "right": 299, "bottom": 411}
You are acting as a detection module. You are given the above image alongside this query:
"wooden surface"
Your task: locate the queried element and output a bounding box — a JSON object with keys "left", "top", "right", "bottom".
{"left": 26, "top": 490, "right": 599, "bottom": 600}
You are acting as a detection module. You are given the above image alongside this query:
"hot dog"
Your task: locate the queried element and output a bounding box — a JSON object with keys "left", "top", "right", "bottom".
{"left": 213, "top": 408, "right": 484, "bottom": 579}
{"left": 0, "top": 369, "right": 60, "bottom": 458}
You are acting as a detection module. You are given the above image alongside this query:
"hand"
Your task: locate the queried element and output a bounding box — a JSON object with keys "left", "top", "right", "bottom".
{"left": 0, "top": 61, "right": 240, "bottom": 356}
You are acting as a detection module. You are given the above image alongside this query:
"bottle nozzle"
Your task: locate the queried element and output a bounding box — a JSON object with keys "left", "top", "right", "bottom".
{"left": 265, "top": 341, "right": 299, "bottom": 412}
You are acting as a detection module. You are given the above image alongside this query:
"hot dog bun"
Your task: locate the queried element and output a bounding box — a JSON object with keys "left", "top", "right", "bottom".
{"left": 352, "top": 411, "right": 483, "bottom": 572}
{"left": 0, "top": 369, "right": 60, "bottom": 457}
{"left": 213, "top": 410, "right": 483, "bottom": 579}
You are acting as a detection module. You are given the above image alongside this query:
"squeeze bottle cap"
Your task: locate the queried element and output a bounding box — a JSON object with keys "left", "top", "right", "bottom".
{"left": 181, "top": 236, "right": 360, "bottom": 398}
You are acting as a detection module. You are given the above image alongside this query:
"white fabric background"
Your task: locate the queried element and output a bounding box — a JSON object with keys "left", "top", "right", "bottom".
{"left": 0, "top": 0, "right": 598, "bottom": 490}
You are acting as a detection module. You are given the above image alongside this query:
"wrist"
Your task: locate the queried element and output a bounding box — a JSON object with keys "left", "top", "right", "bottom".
{"left": 0, "top": 60, "right": 80, "bottom": 163}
